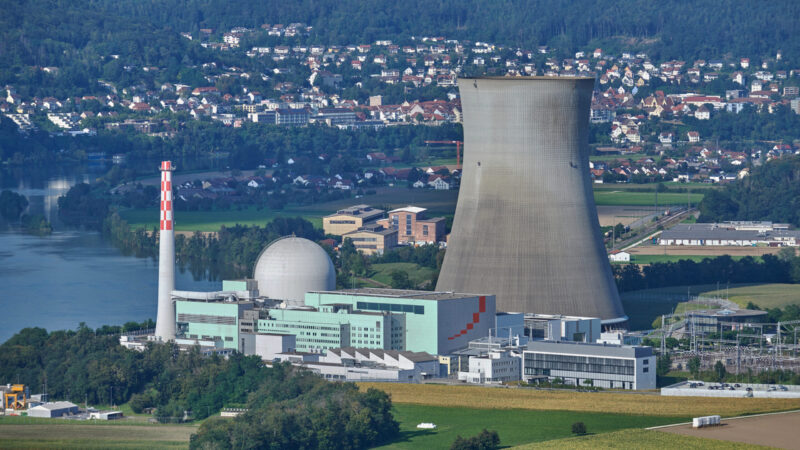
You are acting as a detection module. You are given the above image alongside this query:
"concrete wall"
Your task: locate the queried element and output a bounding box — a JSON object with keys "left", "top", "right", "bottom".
{"left": 437, "top": 77, "right": 627, "bottom": 324}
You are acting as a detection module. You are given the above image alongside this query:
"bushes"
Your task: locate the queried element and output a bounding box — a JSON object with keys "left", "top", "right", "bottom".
{"left": 571, "top": 422, "right": 587, "bottom": 435}
{"left": 450, "top": 429, "right": 500, "bottom": 450}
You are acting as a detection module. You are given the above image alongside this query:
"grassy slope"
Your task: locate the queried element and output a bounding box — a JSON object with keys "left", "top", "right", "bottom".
{"left": 370, "top": 262, "right": 436, "bottom": 287}
{"left": 378, "top": 404, "right": 684, "bottom": 449}
{"left": 621, "top": 283, "right": 800, "bottom": 330}
{"left": 518, "top": 428, "right": 770, "bottom": 449}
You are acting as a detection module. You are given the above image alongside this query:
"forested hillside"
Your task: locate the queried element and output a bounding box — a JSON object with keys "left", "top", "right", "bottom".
{"left": 2, "top": 0, "right": 799, "bottom": 84}
{"left": 697, "top": 156, "right": 800, "bottom": 227}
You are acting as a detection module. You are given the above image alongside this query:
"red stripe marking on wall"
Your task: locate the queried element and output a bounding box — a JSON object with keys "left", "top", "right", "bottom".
{"left": 479, "top": 296, "right": 486, "bottom": 313}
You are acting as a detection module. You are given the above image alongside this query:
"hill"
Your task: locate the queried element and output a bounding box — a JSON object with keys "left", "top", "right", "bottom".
{"left": 698, "top": 156, "right": 800, "bottom": 227}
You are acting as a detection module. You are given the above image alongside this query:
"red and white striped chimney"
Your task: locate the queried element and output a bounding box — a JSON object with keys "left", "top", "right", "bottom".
{"left": 155, "top": 160, "right": 176, "bottom": 341}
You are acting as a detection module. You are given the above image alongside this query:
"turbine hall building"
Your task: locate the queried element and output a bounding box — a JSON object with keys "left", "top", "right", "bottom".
{"left": 436, "top": 77, "right": 627, "bottom": 326}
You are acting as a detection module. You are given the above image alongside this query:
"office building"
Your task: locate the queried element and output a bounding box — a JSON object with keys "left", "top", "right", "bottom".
{"left": 342, "top": 223, "right": 398, "bottom": 255}
{"left": 376, "top": 206, "right": 446, "bottom": 244}
{"left": 523, "top": 341, "right": 656, "bottom": 390}
{"left": 323, "top": 204, "right": 384, "bottom": 236}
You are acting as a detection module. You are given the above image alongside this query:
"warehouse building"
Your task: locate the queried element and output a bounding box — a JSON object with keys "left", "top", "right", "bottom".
{"left": 27, "top": 402, "right": 79, "bottom": 418}
{"left": 659, "top": 222, "right": 800, "bottom": 246}
{"left": 523, "top": 341, "right": 656, "bottom": 390}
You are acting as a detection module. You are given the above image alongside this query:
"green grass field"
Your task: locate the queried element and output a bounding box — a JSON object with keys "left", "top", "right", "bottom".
{"left": 378, "top": 404, "right": 686, "bottom": 449}
{"left": 698, "top": 283, "right": 800, "bottom": 310}
{"left": 119, "top": 188, "right": 459, "bottom": 232}
{"left": 593, "top": 191, "right": 704, "bottom": 206}
{"left": 519, "top": 428, "right": 769, "bottom": 449}
{"left": 370, "top": 262, "right": 436, "bottom": 288}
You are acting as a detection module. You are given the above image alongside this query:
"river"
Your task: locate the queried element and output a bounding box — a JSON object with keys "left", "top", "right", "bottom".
{"left": 0, "top": 164, "right": 220, "bottom": 343}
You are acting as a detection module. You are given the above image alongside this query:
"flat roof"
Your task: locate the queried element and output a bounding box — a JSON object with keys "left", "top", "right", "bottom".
{"left": 525, "top": 340, "right": 653, "bottom": 358}
{"left": 343, "top": 227, "right": 396, "bottom": 236}
{"left": 309, "top": 287, "right": 490, "bottom": 301}
{"left": 388, "top": 206, "right": 426, "bottom": 214}
{"left": 325, "top": 204, "right": 384, "bottom": 218}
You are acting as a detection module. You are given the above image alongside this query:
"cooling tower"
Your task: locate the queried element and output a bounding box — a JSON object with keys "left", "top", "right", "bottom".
{"left": 155, "top": 160, "right": 176, "bottom": 340}
{"left": 436, "top": 77, "right": 627, "bottom": 325}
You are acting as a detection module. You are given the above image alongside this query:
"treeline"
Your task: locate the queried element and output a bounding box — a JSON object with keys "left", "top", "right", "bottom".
{"left": 191, "top": 377, "right": 398, "bottom": 449}
{"left": 613, "top": 253, "right": 800, "bottom": 292}
{"left": 104, "top": 213, "right": 323, "bottom": 280}
{"left": 0, "top": 326, "right": 399, "bottom": 448}
{"left": 698, "top": 155, "right": 800, "bottom": 227}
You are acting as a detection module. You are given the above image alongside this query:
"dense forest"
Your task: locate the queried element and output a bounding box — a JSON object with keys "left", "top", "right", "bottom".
{"left": 697, "top": 156, "right": 800, "bottom": 226}
{"left": 0, "top": 326, "right": 399, "bottom": 448}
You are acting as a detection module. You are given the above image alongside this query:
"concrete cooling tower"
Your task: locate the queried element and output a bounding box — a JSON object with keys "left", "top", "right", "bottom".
{"left": 436, "top": 77, "right": 627, "bottom": 325}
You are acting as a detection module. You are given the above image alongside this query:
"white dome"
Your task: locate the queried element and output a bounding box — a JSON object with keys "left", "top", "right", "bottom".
{"left": 253, "top": 236, "right": 336, "bottom": 305}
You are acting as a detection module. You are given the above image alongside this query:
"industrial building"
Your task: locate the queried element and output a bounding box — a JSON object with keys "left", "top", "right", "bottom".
{"left": 275, "top": 347, "right": 439, "bottom": 382}
{"left": 175, "top": 287, "right": 496, "bottom": 356}
{"left": 659, "top": 222, "right": 800, "bottom": 246}
{"left": 457, "top": 350, "right": 521, "bottom": 384}
{"left": 27, "top": 401, "right": 79, "bottom": 418}
{"left": 376, "top": 206, "right": 447, "bottom": 244}
{"left": 525, "top": 314, "right": 602, "bottom": 343}
{"left": 683, "top": 308, "right": 768, "bottom": 334}
{"left": 1, "top": 384, "right": 28, "bottom": 411}
{"left": 436, "top": 77, "right": 627, "bottom": 326}
{"left": 523, "top": 341, "right": 656, "bottom": 390}
{"left": 322, "top": 204, "right": 384, "bottom": 236}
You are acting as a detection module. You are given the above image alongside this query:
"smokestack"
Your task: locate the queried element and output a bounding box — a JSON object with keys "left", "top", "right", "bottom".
{"left": 437, "top": 77, "right": 627, "bottom": 326}
{"left": 155, "top": 160, "right": 176, "bottom": 341}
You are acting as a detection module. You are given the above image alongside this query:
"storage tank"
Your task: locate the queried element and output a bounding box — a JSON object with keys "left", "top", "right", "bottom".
{"left": 436, "top": 77, "right": 627, "bottom": 325}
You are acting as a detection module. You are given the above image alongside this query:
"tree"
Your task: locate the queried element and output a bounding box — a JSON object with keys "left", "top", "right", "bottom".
{"left": 688, "top": 356, "right": 701, "bottom": 378}
{"left": 389, "top": 270, "right": 414, "bottom": 289}
{"left": 656, "top": 354, "right": 672, "bottom": 377}
{"left": 714, "top": 360, "right": 727, "bottom": 382}
{"left": 571, "top": 422, "right": 587, "bottom": 435}
{"left": 613, "top": 222, "right": 626, "bottom": 240}
{"left": 0, "top": 190, "right": 28, "bottom": 219}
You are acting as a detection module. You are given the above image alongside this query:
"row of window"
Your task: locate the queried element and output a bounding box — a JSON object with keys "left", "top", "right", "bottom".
{"left": 524, "top": 353, "right": 635, "bottom": 376}
{"left": 357, "top": 301, "right": 425, "bottom": 314}
{"left": 178, "top": 313, "right": 236, "bottom": 326}
{"left": 329, "top": 220, "right": 356, "bottom": 224}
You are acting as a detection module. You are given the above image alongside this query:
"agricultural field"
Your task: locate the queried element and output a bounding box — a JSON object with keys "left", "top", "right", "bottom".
{"left": 519, "top": 428, "right": 769, "bottom": 449}
{"left": 119, "top": 187, "right": 459, "bottom": 232}
{"left": 658, "top": 410, "right": 800, "bottom": 450}
{"left": 358, "top": 383, "right": 800, "bottom": 417}
{"left": 593, "top": 190, "right": 704, "bottom": 206}
{"left": 0, "top": 420, "right": 196, "bottom": 449}
{"left": 628, "top": 244, "right": 783, "bottom": 258}
{"left": 378, "top": 404, "right": 685, "bottom": 449}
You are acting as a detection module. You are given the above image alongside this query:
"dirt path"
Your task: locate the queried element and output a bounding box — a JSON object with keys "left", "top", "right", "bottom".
{"left": 657, "top": 410, "right": 800, "bottom": 449}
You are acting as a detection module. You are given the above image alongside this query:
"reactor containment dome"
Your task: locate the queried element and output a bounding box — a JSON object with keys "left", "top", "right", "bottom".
{"left": 253, "top": 236, "right": 336, "bottom": 306}
{"left": 436, "top": 77, "right": 627, "bottom": 326}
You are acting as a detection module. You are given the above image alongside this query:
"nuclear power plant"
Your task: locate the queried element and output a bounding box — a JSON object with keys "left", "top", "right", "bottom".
{"left": 436, "top": 77, "right": 628, "bottom": 326}
{"left": 155, "top": 160, "right": 176, "bottom": 341}
{"left": 131, "top": 88, "right": 653, "bottom": 387}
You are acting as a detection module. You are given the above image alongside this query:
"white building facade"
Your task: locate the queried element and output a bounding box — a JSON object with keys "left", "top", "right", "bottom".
{"left": 523, "top": 341, "right": 656, "bottom": 390}
{"left": 458, "top": 350, "right": 521, "bottom": 384}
